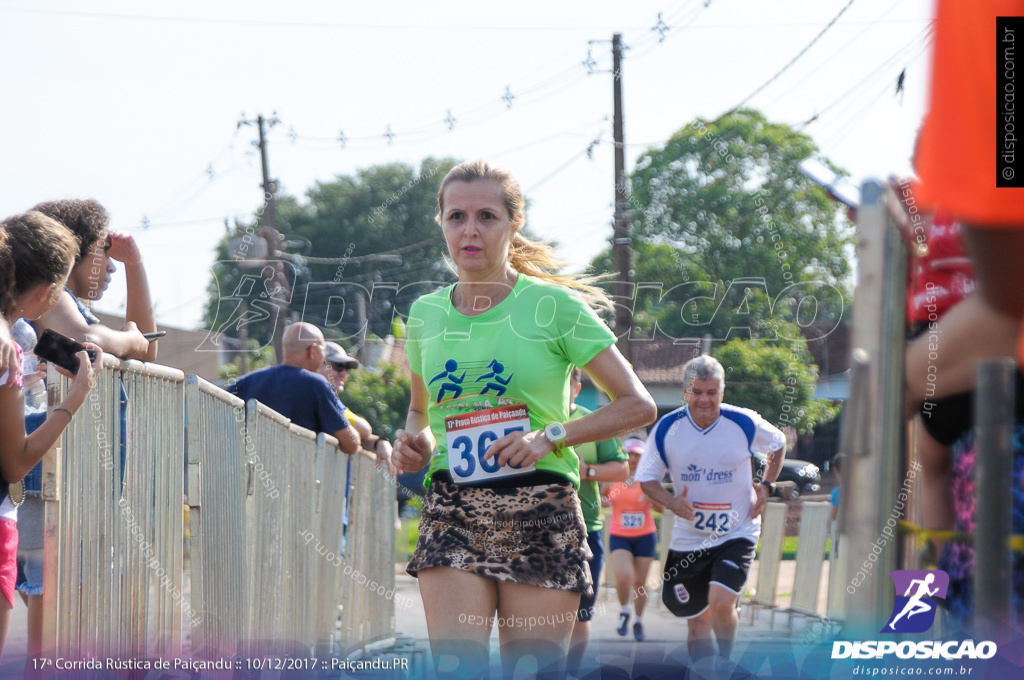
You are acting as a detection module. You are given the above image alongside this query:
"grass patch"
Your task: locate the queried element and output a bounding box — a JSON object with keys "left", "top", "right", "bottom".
{"left": 756, "top": 536, "right": 831, "bottom": 561}
{"left": 396, "top": 518, "right": 421, "bottom": 562}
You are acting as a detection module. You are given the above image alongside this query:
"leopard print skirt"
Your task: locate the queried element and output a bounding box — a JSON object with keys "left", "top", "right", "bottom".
{"left": 406, "top": 474, "right": 592, "bottom": 594}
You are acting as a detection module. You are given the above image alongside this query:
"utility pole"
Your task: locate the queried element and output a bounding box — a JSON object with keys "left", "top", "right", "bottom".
{"left": 611, "top": 34, "right": 634, "bottom": 362}
{"left": 254, "top": 114, "right": 278, "bottom": 231}
{"left": 238, "top": 113, "right": 289, "bottom": 364}
{"left": 353, "top": 254, "right": 402, "bottom": 340}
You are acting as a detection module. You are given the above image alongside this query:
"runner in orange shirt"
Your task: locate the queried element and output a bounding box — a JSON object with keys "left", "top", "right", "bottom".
{"left": 606, "top": 438, "right": 664, "bottom": 642}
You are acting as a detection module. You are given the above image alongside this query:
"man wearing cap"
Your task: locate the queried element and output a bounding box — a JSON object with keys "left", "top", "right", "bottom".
{"left": 320, "top": 342, "right": 372, "bottom": 439}
{"left": 322, "top": 341, "right": 359, "bottom": 392}
{"left": 319, "top": 341, "right": 395, "bottom": 471}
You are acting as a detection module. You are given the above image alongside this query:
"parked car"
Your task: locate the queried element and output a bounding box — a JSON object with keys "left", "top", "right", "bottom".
{"left": 752, "top": 452, "right": 822, "bottom": 498}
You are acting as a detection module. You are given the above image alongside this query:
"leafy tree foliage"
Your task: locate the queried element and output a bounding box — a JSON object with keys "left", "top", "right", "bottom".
{"left": 217, "top": 341, "right": 276, "bottom": 383}
{"left": 340, "top": 362, "right": 411, "bottom": 440}
{"left": 613, "top": 108, "right": 852, "bottom": 343}
{"left": 203, "top": 158, "right": 459, "bottom": 348}
{"left": 713, "top": 325, "right": 840, "bottom": 435}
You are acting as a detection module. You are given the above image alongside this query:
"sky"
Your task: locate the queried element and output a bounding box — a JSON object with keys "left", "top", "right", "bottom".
{"left": 0, "top": 0, "right": 933, "bottom": 330}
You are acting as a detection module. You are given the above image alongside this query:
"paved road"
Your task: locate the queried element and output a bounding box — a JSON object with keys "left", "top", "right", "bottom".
{"left": 385, "top": 559, "right": 834, "bottom": 677}
{"left": 0, "top": 552, "right": 833, "bottom": 678}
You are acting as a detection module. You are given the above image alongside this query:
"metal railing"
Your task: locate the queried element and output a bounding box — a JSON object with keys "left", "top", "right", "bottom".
{"left": 41, "top": 358, "right": 395, "bottom": 661}
{"left": 43, "top": 357, "right": 186, "bottom": 660}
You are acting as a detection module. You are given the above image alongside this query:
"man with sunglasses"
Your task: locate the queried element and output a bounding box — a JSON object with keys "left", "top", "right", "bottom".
{"left": 319, "top": 342, "right": 394, "bottom": 458}
{"left": 320, "top": 342, "right": 360, "bottom": 397}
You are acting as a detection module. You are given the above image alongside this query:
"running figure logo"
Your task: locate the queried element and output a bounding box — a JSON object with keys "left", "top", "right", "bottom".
{"left": 429, "top": 358, "right": 514, "bottom": 403}
{"left": 882, "top": 570, "right": 949, "bottom": 634}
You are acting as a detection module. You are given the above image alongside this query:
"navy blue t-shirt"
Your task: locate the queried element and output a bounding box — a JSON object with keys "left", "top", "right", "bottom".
{"left": 229, "top": 365, "right": 349, "bottom": 435}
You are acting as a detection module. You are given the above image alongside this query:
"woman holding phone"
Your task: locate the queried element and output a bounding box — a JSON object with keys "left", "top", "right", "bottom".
{"left": 0, "top": 211, "right": 103, "bottom": 655}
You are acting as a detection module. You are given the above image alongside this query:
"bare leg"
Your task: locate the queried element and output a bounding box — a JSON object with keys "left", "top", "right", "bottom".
{"left": 0, "top": 596, "right": 11, "bottom": 659}
{"left": 633, "top": 556, "right": 654, "bottom": 617}
{"left": 916, "top": 421, "right": 954, "bottom": 558}
{"left": 708, "top": 584, "right": 741, "bottom": 659}
{"left": 686, "top": 608, "right": 717, "bottom": 660}
{"left": 567, "top": 620, "right": 588, "bottom": 676}
{"left": 418, "top": 567, "right": 497, "bottom": 678}
{"left": 610, "top": 549, "right": 634, "bottom": 609}
{"left": 496, "top": 581, "right": 579, "bottom": 680}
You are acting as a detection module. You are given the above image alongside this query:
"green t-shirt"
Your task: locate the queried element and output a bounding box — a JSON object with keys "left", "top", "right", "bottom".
{"left": 406, "top": 273, "right": 616, "bottom": 487}
{"left": 570, "top": 404, "right": 627, "bottom": 532}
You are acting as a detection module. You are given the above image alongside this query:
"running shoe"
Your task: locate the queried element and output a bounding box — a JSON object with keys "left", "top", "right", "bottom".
{"left": 633, "top": 621, "right": 645, "bottom": 642}
{"left": 616, "top": 612, "right": 630, "bottom": 636}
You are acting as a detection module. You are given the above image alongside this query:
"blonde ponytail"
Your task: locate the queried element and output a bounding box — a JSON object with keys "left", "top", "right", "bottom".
{"left": 506, "top": 232, "right": 613, "bottom": 312}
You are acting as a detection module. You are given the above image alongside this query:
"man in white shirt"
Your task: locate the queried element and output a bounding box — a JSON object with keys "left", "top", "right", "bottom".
{"left": 636, "top": 355, "right": 785, "bottom": 660}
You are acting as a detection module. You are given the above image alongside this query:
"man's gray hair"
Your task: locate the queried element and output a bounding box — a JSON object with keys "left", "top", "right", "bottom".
{"left": 682, "top": 355, "right": 725, "bottom": 392}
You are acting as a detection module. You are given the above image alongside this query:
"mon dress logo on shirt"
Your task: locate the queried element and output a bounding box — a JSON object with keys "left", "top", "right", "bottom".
{"left": 679, "top": 464, "right": 734, "bottom": 485}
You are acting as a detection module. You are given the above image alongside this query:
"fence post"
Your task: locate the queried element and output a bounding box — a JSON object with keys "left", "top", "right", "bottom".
{"left": 973, "top": 358, "right": 1015, "bottom": 636}
{"left": 841, "top": 179, "right": 907, "bottom": 636}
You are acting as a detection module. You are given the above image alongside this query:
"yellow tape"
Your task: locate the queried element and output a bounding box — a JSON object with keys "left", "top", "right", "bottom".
{"left": 897, "top": 520, "right": 1024, "bottom": 551}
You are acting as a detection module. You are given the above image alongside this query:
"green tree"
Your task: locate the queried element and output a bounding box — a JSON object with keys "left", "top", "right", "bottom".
{"left": 217, "top": 341, "right": 276, "bottom": 383}
{"left": 620, "top": 108, "right": 852, "bottom": 343}
{"left": 203, "top": 158, "right": 459, "bottom": 348}
{"left": 589, "top": 241, "right": 702, "bottom": 340}
{"left": 713, "top": 326, "right": 840, "bottom": 435}
{"left": 340, "top": 362, "right": 411, "bottom": 440}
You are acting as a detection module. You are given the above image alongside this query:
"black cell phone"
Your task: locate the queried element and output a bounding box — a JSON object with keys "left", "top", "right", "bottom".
{"left": 143, "top": 331, "right": 167, "bottom": 342}
{"left": 34, "top": 329, "right": 96, "bottom": 373}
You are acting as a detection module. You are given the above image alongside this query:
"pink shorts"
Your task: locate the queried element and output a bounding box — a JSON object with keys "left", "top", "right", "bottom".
{"left": 0, "top": 518, "right": 18, "bottom": 608}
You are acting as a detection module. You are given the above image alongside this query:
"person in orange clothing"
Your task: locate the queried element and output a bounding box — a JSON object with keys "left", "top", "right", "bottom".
{"left": 908, "top": 1, "right": 1024, "bottom": 405}
{"left": 606, "top": 438, "right": 664, "bottom": 642}
{"left": 907, "top": 0, "right": 1024, "bottom": 633}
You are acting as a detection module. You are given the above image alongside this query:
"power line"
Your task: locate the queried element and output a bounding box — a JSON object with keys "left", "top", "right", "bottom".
{"left": 728, "top": 0, "right": 859, "bottom": 113}
{"left": 222, "top": 9, "right": 693, "bottom": 154}
{"left": 0, "top": 6, "right": 650, "bottom": 32}
{"left": 760, "top": 0, "right": 915, "bottom": 111}
{"left": 123, "top": 215, "right": 229, "bottom": 231}
{"left": 296, "top": 237, "right": 444, "bottom": 265}
{"left": 275, "top": 64, "right": 594, "bottom": 151}
{"left": 799, "top": 26, "right": 932, "bottom": 134}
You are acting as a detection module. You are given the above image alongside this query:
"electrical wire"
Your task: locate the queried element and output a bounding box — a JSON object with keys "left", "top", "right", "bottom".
{"left": 730, "top": 0, "right": 859, "bottom": 112}
{"left": 760, "top": 0, "right": 912, "bottom": 111}
{"left": 798, "top": 24, "right": 932, "bottom": 129}
{"left": 0, "top": 5, "right": 650, "bottom": 32}
{"left": 295, "top": 237, "right": 444, "bottom": 265}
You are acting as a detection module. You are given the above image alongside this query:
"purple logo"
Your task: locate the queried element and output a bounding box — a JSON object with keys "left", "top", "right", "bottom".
{"left": 882, "top": 570, "right": 949, "bottom": 634}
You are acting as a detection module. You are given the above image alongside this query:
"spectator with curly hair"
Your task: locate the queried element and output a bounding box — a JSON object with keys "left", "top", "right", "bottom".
{"left": 33, "top": 199, "right": 154, "bottom": 361}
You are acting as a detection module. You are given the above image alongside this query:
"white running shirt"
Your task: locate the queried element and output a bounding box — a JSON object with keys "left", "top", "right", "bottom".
{"left": 634, "top": 404, "right": 785, "bottom": 552}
